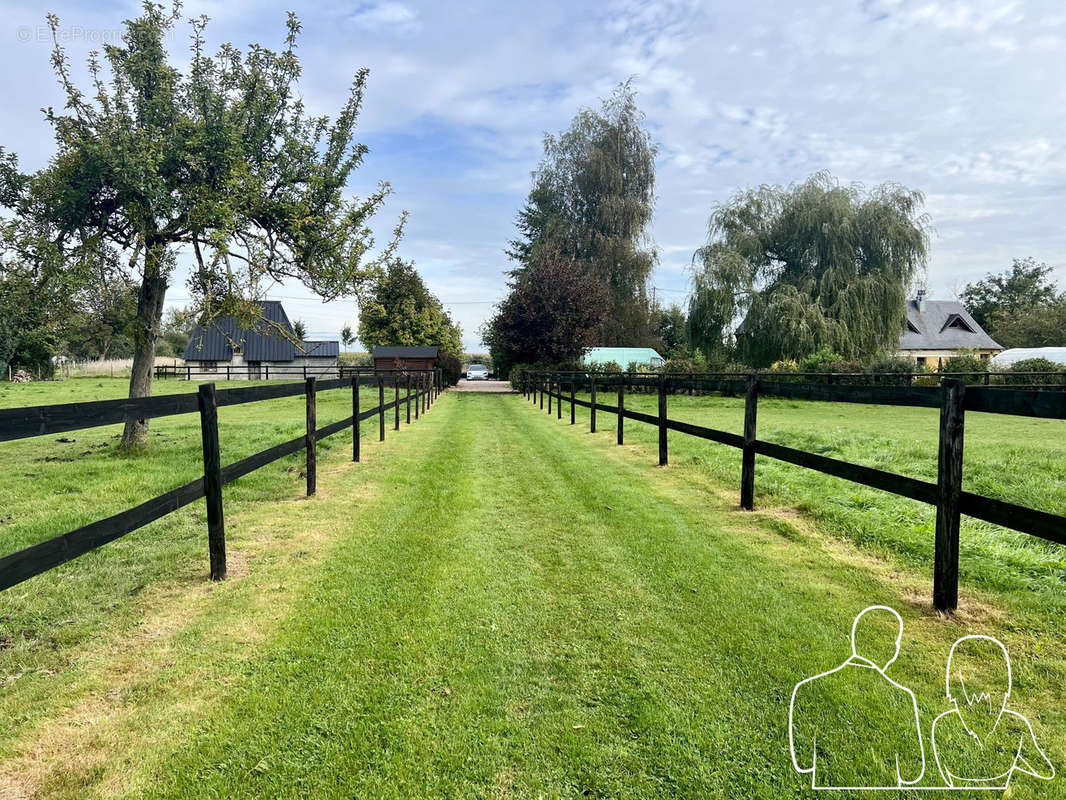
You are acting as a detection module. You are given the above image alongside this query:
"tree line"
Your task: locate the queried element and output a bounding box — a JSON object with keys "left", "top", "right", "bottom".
{"left": 483, "top": 86, "right": 1062, "bottom": 381}
{"left": 0, "top": 4, "right": 462, "bottom": 447}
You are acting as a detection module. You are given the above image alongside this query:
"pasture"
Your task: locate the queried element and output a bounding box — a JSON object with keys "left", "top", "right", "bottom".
{"left": 571, "top": 389, "right": 1066, "bottom": 601}
{"left": 0, "top": 383, "right": 1063, "bottom": 798}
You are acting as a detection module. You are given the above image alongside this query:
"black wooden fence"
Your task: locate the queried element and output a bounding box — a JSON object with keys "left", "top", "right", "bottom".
{"left": 0, "top": 370, "right": 444, "bottom": 593}
{"left": 525, "top": 370, "right": 1066, "bottom": 613}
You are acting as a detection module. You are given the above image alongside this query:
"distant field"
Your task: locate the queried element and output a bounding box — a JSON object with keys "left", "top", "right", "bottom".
{"left": 565, "top": 389, "right": 1066, "bottom": 598}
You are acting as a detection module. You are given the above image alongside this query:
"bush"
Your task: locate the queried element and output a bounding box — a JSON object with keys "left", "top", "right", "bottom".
{"left": 862, "top": 353, "right": 924, "bottom": 385}
{"left": 998, "top": 357, "right": 1066, "bottom": 386}
{"left": 437, "top": 353, "right": 462, "bottom": 386}
{"left": 508, "top": 362, "right": 535, "bottom": 390}
{"left": 942, "top": 351, "right": 989, "bottom": 384}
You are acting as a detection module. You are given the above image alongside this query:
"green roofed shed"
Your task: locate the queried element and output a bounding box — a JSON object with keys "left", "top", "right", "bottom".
{"left": 582, "top": 347, "right": 665, "bottom": 369}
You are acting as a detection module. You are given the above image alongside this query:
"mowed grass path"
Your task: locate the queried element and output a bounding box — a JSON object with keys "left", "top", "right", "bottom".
{"left": 2, "top": 391, "right": 1065, "bottom": 798}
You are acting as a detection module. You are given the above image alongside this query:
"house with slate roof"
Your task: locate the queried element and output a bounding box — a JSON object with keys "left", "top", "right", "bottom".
{"left": 182, "top": 300, "right": 340, "bottom": 379}
{"left": 896, "top": 291, "right": 1002, "bottom": 369}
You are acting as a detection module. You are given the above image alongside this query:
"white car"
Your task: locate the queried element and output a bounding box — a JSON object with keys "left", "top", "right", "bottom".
{"left": 466, "top": 364, "right": 490, "bottom": 380}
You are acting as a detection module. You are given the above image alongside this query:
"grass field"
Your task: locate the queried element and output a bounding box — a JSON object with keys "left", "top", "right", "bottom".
{"left": 566, "top": 387, "right": 1066, "bottom": 599}
{"left": 0, "top": 382, "right": 1063, "bottom": 798}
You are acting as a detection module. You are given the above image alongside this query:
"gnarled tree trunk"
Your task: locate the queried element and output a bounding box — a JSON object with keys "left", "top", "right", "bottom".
{"left": 121, "top": 245, "right": 168, "bottom": 449}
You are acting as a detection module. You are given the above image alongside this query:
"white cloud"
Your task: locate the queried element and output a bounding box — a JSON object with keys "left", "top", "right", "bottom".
{"left": 348, "top": 2, "right": 421, "bottom": 35}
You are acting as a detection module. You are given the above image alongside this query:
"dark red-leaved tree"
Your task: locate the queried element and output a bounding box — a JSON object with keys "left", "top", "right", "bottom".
{"left": 482, "top": 254, "right": 608, "bottom": 378}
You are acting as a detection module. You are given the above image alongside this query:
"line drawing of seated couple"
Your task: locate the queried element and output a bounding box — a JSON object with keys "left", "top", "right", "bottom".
{"left": 788, "top": 605, "right": 1055, "bottom": 791}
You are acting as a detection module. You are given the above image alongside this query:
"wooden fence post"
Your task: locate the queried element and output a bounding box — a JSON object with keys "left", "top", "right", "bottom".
{"left": 305, "top": 377, "right": 317, "bottom": 496}
{"left": 740, "top": 375, "right": 759, "bottom": 510}
{"left": 414, "top": 374, "right": 421, "bottom": 420}
{"left": 406, "top": 374, "right": 412, "bottom": 424}
{"left": 658, "top": 372, "right": 668, "bottom": 466}
{"left": 617, "top": 375, "right": 625, "bottom": 445}
{"left": 378, "top": 377, "right": 386, "bottom": 441}
{"left": 352, "top": 377, "right": 360, "bottom": 462}
{"left": 570, "top": 380, "right": 576, "bottom": 425}
{"left": 590, "top": 375, "right": 597, "bottom": 433}
{"left": 548, "top": 377, "right": 553, "bottom": 415}
{"left": 934, "top": 379, "right": 966, "bottom": 613}
{"left": 557, "top": 377, "right": 562, "bottom": 420}
{"left": 394, "top": 378, "right": 400, "bottom": 430}
{"left": 197, "top": 383, "right": 226, "bottom": 581}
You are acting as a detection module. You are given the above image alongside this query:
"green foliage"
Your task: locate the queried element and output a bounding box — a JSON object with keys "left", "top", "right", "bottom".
{"left": 357, "top": 258, "right": 462, "bottom": 357}
{"left": 59, "top": 276, "right": 140, "bottom": 360}
{"left": 1010, "top": 356, "right": 1066, "bottom": 372}
{"left": 482, "top": 253, "right": 608, "bottom": 380}
{"left": 960, "top": 257, "right": 1058, "bottom": 331}
{"left": 437, "top": 353, "right": 462, "bottom": 387}
{"left": 798, "top": 347, "right": 854, "bottom": 373}
{"left": 986, "top": 297, "right": 1066, "bottom": 348}
{"left": 507, "top": 362, "right": 535, "bottom": 390}
{"left": 155, "top": 307, "right": 195, "bottom": 358}
{"left": 340, "top": 324, "right": 356, "bottom": 351}
{"left": 0, "top": 222, "right": 77, "bottom": 376}
{"left": 999, "top": 357, "right": 1066, "bottom": 385}
{"left": 654, "top": 304, "right": 689, "bottom": 356}
{"left": 690, "top": 172, "right": 929, "bottom": 366}
{"left": 292, "top": 320, "right": 308, "bottom": 340}
{"left": 939, "top": 351, "right": 990, "bottom": 383}
{"left": 2, "top": 4, "right": 401, "bottom": 434}
{"left": 508, "top": 81, "right": 658, "bottom": 346}
{"left": 863, "top": 353, "right": 919, "bottom": 373}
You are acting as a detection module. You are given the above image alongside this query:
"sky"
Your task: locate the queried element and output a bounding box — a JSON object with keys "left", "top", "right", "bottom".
{"left": 1, "top": 0, "right": 1064, "bottom": 351}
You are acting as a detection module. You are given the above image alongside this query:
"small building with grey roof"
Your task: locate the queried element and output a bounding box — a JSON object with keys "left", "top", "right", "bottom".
{"left": 182, "top": 300, "right": 340, "bottom": 379}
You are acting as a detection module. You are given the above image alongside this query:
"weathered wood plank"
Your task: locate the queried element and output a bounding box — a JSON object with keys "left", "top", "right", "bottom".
{"left": 741, "top": 376, "right": 759, "bottom": 510}
{"left": 934, "top": 380, "right": 966, "bottom": 613}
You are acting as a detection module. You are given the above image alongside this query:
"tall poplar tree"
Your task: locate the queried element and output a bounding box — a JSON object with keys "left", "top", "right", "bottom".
{"left": 508, "top": 81, "right": 658, "bottom": 346}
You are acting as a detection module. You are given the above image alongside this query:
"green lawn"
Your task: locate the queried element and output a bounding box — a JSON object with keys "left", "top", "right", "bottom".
{"left": 0, "top": 385, "right": 1063, "bottom": 798}
{"left": 564, "top": 387, "right": 1066, "bottom": 600}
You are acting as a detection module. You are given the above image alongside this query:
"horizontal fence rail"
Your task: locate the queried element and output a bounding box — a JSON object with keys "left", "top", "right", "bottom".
{"left": 0, "top": 368, "right": 444, "bottom": 593}
{"left": 153, "top": 364, "right": 413, "bottom": 381}
{"left": 525, "top": 370, "right": 1066, "bottom": 614}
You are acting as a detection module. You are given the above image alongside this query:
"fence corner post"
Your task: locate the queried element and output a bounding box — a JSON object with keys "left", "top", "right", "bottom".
{"left": 617, "top": 374, "right": 625, "bottom": 445}
{"left": 933, "top": 378, "right": 966, "bottom": 613}
{"left": 740, "top": 375, "right": 759, "bottom": 510}
{"left": 197, "top": 382, "right": 226, "bottom": 581}
{"left": 658, "top": 372, "right": 668, "bottom": 466}
{"left": 352, "top": 376, "right": 361, "bottom": 462}
{"left": 305, "top": 377, "right": 317, "bottom": 496}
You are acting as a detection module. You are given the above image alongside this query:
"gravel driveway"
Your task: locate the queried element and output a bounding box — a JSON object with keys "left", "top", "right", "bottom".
{"left": 452, "top": 379, "right": 514, "bottom": 392}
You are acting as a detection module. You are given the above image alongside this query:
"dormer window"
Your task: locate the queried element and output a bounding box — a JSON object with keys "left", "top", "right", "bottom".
{"left": 941, "top": 314, "right": 974, "bottom": 333}
{"left": 906, "top": 320, "right": 920, "bottom": 334}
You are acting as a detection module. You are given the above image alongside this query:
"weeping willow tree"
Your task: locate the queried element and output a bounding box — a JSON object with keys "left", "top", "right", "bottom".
{"left": 689, "top": 172, "right": 929, "bottom": 366}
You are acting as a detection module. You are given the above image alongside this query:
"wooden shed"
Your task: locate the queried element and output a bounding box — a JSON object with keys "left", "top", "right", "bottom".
{"left": 371, "top": 346, "right": 439, "bottom": 373}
